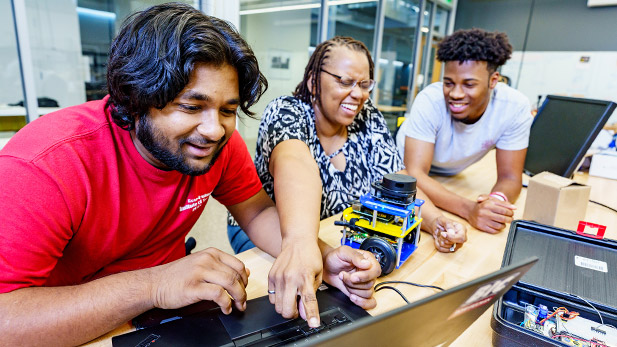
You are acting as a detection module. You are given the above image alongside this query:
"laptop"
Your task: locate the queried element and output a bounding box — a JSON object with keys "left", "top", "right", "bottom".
{"left": 112, "top": 257, "right": 538, "bottom": 347}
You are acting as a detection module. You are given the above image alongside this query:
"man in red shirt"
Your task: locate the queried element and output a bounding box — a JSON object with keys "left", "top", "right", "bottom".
{"left": 0, "top": 4, "right": 379, "bottom": 345}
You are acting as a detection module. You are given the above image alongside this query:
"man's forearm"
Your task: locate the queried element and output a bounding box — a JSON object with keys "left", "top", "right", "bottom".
{"left": 0, "top": 268, "right": 154, "bottom": 346}
{"left": 491, "top": 177, "right": 523, "bottom": 202}
{"left": 410, "top": 169, "right": 474, "bottom": 220}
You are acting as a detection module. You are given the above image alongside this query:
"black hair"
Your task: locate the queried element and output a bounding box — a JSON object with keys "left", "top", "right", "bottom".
{"left": 437, "top": 28, "right": 512, "bottom": 73}
{"left": 106, "top": 2, "right": 267, "bottom": 130}
{"left": 293, "top": 36, "right": 374, "bottom": 110}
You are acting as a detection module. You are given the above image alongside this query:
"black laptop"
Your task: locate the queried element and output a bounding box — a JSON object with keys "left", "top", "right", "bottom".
{"left": 112, "top": 257, "right": 537, "bottom": 347}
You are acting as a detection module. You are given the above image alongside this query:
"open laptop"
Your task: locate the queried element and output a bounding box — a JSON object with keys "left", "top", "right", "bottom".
{"left": 113, "top": 257, "right": 538, "bottom": 347}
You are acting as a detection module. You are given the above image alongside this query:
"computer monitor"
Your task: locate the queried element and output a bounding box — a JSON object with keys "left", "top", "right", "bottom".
{"left": 524, "top": 95, "right": 616, "bottom": 178}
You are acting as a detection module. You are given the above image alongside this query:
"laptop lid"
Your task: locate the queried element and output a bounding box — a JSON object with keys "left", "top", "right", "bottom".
{"left": 298, "top": 256, "right": 538, "bottom": 347}
{"left": 113, "top": 257, "right": 537, "bottom": 347}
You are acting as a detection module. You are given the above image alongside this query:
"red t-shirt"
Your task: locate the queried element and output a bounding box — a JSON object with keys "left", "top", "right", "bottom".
{"left": 0, "top": 97, "right": 262, "bottom": 293}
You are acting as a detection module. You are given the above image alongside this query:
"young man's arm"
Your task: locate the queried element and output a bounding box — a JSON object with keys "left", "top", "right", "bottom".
{"left": 403, "top": 137, "right": 475, "bottom": 218}
{"left": 0, "top": 249, "right": 250, "bottom": 346}
{"left": 391, "top": 169, "right": 467, "bottom": 252}
{"left": 472, "top": 148, "right": 525, "bottom": 232}
{"left": 403, "top": 137, "right": 515, "bottom": 233}
{"left": 491, "top": 148, "right": 526, "bottom": 201}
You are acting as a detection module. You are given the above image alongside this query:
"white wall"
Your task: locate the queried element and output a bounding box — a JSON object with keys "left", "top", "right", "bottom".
{"left": 25, "top": 0, "right": 86, "bottom": 108}
{"left": 203, "top": 0, "right": 239, "bottom": 28}
{"left": 502, "top": 51, "right": 617, "bottom": 123}
{"left": 239, "top": 10, "right": 314, "bottom": 154}
{"left": 0, "top": 1, "right": 24, "bottom": 105}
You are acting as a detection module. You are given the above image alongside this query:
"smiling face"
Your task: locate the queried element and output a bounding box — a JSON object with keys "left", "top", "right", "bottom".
{"left": 311, "top": 46, "right": 371, "bottom": 128}
{"left": 132, "top": 62, "right": 239, "bottom": 175}
{"left": 442, "top": 60, "right": 499, "bottom": 124}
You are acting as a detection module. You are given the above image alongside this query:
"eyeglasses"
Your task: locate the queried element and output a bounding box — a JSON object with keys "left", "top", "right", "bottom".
{"left": 321, "top": 69, "right": 376, "bottom": 92}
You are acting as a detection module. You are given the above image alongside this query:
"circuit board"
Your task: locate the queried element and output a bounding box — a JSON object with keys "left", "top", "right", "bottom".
{"left": 520, "top": 304, "right": 616, "bottom": 346}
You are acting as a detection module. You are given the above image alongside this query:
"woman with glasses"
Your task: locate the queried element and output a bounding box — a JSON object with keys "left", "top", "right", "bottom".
{"left": 228, "top": 36, "right": 466, "bottom": 257}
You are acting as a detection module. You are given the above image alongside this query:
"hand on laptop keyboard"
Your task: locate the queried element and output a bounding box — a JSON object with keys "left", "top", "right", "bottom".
{"left": 149, "top": 248, "right": 250, "bottom": 314}
{"left": 268, "top": 241, "right": 323, "bottom": 327}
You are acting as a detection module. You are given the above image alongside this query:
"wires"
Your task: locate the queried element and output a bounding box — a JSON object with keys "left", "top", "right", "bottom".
{"left": 539, "top": 307, "right": 579, "bottom": 325}
{"left": 551, "top": 334, "right": 603, "bottom": 347}
{"left": 589, "top": 199, "right": 617, "bottom": 214}
{"left": 570, "top": 294, "right": 617, "bottom": 330}
{"left": 374, "top": 280, "right": 444, "bottom": 304}
{"left": 518, "top": 298, "right": 615, "bottom": 345}
{"left": 375, "top": 285, "right": 410, "bottom": 304}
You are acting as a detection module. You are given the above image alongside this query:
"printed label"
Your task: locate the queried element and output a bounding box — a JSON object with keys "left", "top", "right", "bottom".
{"left": 447, "top": 272, "right": 519, "bottom": 320}
{"left": 574, "top": 255, "right": 608, "bottom": 273}
{"left": 179, "top": 192, "right": 212, "bottom": 212}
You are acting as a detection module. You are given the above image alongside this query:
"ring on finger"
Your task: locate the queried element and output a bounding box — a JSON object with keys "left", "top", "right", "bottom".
{"left": 268, "top": 290, "right": 276, "bottom": 295}
{"left": 450, "top": 244, "right": 456, "bottom": 252}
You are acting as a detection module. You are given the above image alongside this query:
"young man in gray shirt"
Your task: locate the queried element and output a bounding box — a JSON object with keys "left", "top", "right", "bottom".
{"left": 397, "top": 29, "right": 533, "bottom": 234}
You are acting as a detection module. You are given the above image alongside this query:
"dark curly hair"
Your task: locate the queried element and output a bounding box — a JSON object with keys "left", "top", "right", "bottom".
{"left": 437, "top": 28, "right": 512, "bottom": 74}
{"left": 293, "top": 36, "right": 374, "bottom": 111}
{"left": 106, "top": 2, "right": 267, "bottom": 130}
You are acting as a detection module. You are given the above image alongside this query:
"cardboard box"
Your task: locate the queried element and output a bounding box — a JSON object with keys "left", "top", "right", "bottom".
{"left": 523, "top": 171, "right": 590, "bottom": 230}
{"left": 589, "top": 151, "right": 617, "bottom": 180}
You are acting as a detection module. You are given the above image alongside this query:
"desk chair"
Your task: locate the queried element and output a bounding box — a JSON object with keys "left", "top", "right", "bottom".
{"left": 185, "top": 237, "right": 196, "bottom": 255}
{"left": 498, "top": 75, "right": 511, "bottom": 86}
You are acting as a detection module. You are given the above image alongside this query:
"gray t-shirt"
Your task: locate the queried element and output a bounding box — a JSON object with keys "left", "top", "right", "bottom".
{"left": 396, "top": 82, "right": 533, "bottom": 176}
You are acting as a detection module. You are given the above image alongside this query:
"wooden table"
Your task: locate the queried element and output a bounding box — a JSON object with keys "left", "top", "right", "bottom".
{"left": 85, "top": 151, "right": 617, "bottom": 346}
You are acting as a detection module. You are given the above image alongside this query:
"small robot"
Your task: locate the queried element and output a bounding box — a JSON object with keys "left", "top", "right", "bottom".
{"left": 335, "top": 173, "right": 423, "bottom": 276}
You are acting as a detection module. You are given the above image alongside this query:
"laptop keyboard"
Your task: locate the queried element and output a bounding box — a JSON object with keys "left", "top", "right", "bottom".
{"left": 234, "top": 307, "right": 354, "bottom": 347}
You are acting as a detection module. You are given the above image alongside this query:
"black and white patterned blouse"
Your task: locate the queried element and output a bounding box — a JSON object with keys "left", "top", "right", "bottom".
{"left": 254, "top": 95, "right": 404, "bottom": 220}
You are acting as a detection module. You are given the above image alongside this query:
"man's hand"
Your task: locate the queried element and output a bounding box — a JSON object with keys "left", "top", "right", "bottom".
{"left": 268, "top": 240, "right": 323, "bottom": 327}
{"left": 429, "top": 216, "right": 467, "bottom": 252}
{"left": 322, "top": 246, "right": 381, "bottom": 310}
{"left": 468, "top": 194, "right": 517, "bottom": 233}
{"left": 149, "top": 248, "right": 250, "bottom": 314}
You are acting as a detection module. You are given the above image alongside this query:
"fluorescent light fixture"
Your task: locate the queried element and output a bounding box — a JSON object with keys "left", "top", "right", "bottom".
{"left": 420, "top": 26, "right": 429, "bottom": 33}
{"left": 378, "top": 58, "right": 405, "bottom": 67}
{"left": 76, "top": 7, "right": 116, "bottom": 20}
{"left": 240, "top": 3, "right": 319, "bottom": 15}
{"left": 240, "top": 0, "right": 377, "bottom": 15}
{"left": 330, "top": 0, "right": 377, "bottom": 5}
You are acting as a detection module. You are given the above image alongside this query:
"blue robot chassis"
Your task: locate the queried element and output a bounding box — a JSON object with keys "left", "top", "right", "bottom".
{"left": 336, "top": 174, "right": 424, "bottom": 276}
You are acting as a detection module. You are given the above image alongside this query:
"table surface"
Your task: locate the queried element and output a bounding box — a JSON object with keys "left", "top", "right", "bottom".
{"left": 85, "top": 151, "right": 617, "bottom": 346}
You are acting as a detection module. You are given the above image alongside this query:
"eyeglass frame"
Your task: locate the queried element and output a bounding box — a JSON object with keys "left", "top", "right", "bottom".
{"left": 320, "top": 69, "right": 376, "bottom": 92}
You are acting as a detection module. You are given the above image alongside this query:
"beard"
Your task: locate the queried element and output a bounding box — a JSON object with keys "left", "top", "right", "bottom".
{"left": 135, "top": 115, "right": 226, "bottom": 176}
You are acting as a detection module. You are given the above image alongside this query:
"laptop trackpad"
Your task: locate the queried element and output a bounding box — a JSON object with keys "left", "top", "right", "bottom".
{"left": 219, "top": 295, "right": 291, "bottom": 340}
